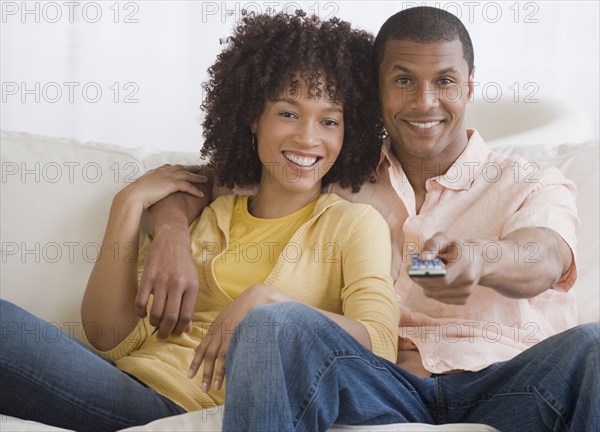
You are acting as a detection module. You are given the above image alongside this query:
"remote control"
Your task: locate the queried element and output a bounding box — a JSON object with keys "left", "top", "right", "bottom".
{"left": 408, "top": 253, "right": 446, "bottom": 277}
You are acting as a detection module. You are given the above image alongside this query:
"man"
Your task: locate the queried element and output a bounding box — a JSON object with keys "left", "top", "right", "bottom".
{"left": 141, "top": 6, "right": 599, "bottom": 431}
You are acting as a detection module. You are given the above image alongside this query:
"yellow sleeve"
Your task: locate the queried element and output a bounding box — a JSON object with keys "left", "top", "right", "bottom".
{"left": 80, "top": 318, "right": 149, "bottom": 361}
{"left": 339, "top": 206, "right": 399, "bottom": 362}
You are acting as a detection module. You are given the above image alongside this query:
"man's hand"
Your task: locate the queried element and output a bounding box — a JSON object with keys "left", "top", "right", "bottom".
{"left": 136, "top": 164, "right": 212, "bottom": 338}
{"left": 411, "top": 232, "right": 483, "bottom": 305}
{"left": 136, "top": 225, "right": 199, "bottom": 338}
{"left": 188, "top": 284, "right": 290, "bottom": 392}
{"left": 411, "top": 228, "right": 573, "bottom": 304}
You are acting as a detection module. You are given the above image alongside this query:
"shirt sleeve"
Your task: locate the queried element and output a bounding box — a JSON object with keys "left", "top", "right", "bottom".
{"left": 80, "top": 318, "right": 149, "bottom": 361}
{"left": 502, "top": 167, "right": 580, "bottom": 290}
{"left": 339, "top": 205, "right": 399, "bottom": 362}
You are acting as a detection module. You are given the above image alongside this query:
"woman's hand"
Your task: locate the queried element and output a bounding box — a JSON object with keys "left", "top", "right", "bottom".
{"left": 117, "top": 164, "right": 207, "bottom": 210}
{"left": 188, "top": 284, "right": 293, "bottom": 392}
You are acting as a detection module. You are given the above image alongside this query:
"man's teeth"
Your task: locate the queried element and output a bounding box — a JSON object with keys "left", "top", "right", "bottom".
{"left": 409, "top": 121, "right": 441, "bottom": 129}
{"left": 284, "top": 152, "right": 318, "bottom": 167}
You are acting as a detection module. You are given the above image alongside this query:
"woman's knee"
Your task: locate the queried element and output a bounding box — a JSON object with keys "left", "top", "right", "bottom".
{"left": 230, "top": 302, "right": 326, "bottom": 355}
{"left": 245, "top": 302, "right": 316, "bottom": 326}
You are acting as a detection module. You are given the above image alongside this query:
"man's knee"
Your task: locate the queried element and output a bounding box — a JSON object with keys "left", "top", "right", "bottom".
{"left": 574, "top": 323, "right": 600, "bottom": 354}
{"left": 568, "top": 323, "right": 599, "bottom": 346}
{"left": 556, "top": 323, "right": 600, "bottom": 369}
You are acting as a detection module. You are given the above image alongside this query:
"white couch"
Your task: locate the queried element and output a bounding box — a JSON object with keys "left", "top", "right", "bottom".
{"left": 1, "top": 127, "right": 598, "bottom": 432}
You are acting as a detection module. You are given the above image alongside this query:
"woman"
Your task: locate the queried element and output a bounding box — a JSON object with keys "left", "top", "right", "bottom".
{"left": 0, "top": 10, "right": 398, "bottom": 432}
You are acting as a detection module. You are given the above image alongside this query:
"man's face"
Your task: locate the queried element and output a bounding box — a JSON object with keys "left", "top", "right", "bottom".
{"left": 378, "top": 39, "right": 474, "bottom": 162}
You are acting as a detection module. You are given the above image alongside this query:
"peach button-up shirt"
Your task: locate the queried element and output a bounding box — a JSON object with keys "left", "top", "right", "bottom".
{"left": 332, "top": 129, "right": 579, "bottom": 375}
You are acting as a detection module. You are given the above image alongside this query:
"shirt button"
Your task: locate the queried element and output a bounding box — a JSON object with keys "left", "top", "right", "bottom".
{"left": 395, "top": 295, "right": 402, "bottom": 301}
{"left": 426, "top": 359, "right": 435, "bottom": 368}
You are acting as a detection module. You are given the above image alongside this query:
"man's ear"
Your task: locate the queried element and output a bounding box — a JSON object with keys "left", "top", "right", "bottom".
{"left": 467, "top": 67, "right": 476, "bottom": 101}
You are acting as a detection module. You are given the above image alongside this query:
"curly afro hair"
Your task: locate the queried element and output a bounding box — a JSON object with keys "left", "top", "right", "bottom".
{"left": 200, "top": 10, "right": 383, "bottom": 192}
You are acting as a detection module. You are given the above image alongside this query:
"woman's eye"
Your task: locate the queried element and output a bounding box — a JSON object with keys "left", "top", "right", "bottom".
{"left": 279, "top": 111, "right": 297, "bottom": 119}
{"left": 322, "top": 119, "right": 339, "bottom": 127}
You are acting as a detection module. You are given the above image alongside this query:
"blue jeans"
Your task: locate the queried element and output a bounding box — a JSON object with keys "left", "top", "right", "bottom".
{"left": 223, "top": 302, "right": 600, "bottom": 432}
{"left": 0, "top": 300, "right": 186, "bottom": 432}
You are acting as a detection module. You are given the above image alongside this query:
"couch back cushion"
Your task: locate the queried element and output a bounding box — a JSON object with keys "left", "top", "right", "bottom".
{"left": 0, "top": 130, "right": 202, "bottom": 330}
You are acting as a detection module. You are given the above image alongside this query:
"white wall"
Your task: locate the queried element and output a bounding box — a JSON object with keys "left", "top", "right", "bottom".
{"left": 1, "top": 0, "right": 598, "bottom": 152}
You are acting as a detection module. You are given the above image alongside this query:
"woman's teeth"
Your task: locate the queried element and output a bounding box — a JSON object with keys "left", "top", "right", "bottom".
{"left": 283, "top": 152, "right": 318, "bottom": 167}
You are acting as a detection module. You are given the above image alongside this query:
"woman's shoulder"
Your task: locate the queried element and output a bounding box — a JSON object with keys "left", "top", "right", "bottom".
{"left": 206, "top": 194, "right": 237, "bottom": 213}
{"left": 191, "top": 194, "right": 236, "bottom": 229}
{"left": 316, "top": 193, "right": 385, "bottom": 223}
{"left": 314, "top": 194, "right": 390, "bottom": 247}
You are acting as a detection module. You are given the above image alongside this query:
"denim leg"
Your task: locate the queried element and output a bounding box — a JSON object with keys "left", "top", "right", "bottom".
{"left": 0, "top": 300, "right": 186, "bottom": 432}
{"left": 223, "top": 302, "right": 435, "bottom": 432}
{"left": 441, "top": 323, "right": 600, "bottom": 432}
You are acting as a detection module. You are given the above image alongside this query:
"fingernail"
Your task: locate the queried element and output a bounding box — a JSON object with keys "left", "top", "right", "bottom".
{"left": 201, "top": 381, "right": 208, "bottom": 392}
{"left": 214, "top": 379, "right": 220, "bottom": 390}
{"left": 187, "top": 369, "right": 194, "bottom": 379}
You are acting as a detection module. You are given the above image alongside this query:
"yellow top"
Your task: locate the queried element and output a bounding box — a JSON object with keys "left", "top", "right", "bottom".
{"left": 82, "top": 193, "right": 398, "bottom": 412}
{"left": 214, "top": 195, "right": 317, "bottom": 298}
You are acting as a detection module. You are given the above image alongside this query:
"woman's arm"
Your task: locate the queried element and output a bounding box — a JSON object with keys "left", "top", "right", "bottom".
{"left": 81, "top": 165, "right": 205, "bottom": 351}
{"left": 336, "top": 206, "right": 399, "bottom": 361}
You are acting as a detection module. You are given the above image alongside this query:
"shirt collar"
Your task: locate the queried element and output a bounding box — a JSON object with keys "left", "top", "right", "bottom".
{"left": 377, "top": 129, "right": 490, "bottom": 191}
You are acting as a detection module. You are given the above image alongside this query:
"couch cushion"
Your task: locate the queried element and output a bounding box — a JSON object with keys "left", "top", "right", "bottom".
{"left": 0, "top": 130, "right": 203, "bottom": 331}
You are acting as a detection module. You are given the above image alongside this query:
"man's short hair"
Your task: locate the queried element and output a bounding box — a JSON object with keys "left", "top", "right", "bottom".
{"left": 374, "top": 6, "right": 474, "bottom": 75}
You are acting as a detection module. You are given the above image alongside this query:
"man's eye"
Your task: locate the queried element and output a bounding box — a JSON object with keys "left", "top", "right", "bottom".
{"left": 395, "top": 77, "right": 410, "bottom": 85}
{"left": 279, "top": 111, "right": 297, "bottom": 118}
{"left": 322, "top": 119, "right": 339, "bottom": 127}
{"left": 439, "top": 78, "right": 454, "bottom": 85}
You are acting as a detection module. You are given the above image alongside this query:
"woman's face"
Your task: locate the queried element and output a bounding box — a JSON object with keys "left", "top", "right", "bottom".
{"left": 252, "top": 81, "right": 344, "bottom": 197}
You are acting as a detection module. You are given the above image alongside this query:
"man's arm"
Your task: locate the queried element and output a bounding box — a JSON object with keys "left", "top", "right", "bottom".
{"left": 82, "top": 165, "right": 205, "bottom": 351}
{"left": 415, "top": 227, "right": 573, "bottom": 305}
{"left": 136, "top": 166, "right": 214, "bottom": 339}
{"left": 479, "top": 227, "right": 573, "bottom": 298}
{"left": 138, "top": 164, "right": 250, "bottom": 338}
